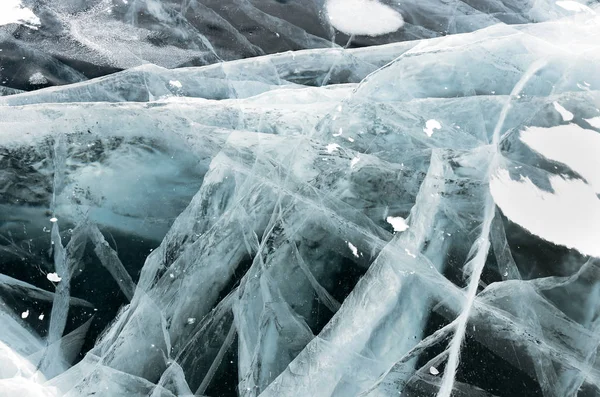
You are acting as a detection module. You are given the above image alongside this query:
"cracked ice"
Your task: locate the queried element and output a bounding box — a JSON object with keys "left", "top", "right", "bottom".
{"left": 1, "top": 1, "right": 600, "bottom": 397}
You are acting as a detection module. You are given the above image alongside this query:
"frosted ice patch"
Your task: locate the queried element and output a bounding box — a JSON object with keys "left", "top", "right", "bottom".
{"left": 429, "top": 366, "right": 440, "bottom": 375}
{"left": 326, "top": 143, "right": 340, "bottom": 153}
{"left": 0, "top": 377, "right": 58, "bottom": 397}
{"left": 490, "top": 169, "right": 600, "bottom": 258}
{"left": 46, "top": 273, "right": 62, "bottom": 283}
{"left": 0, "top": 0, "right": 40, "bottom": 29}
{"left": 347, "top": 242, "right": 359, "bottom": 258}
{"left": 28, "top": 72, "right": 48, "bottom": 85}
{"left": 325, "top": 0, "right": 404, "bottom": 37}
{"left": 520, "top": 125, "right": 600, "bottom": 193}
{"left": 169, "top": 80, "right": 182, "bottom": 88}
{"left": 552, "top": 101, "right": 574, "bottom": 121}
{"left": 386, "top": 216, "right": 409, "bottom": 232}
{"left": 555, "top": 1, "right": 596, "bottom": 13}
{"left": 21, "top": 310, "right": 29, "bottom": 319}
{"left": 585, "top": 116, "right": 600, "bottom": 128}
{"left": 423, "top": 119, "right": 442, "bottom": 137}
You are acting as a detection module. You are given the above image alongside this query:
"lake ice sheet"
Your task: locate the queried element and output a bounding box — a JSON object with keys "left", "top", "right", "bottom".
{"left": 1, "top": 1, "right": 600, "bottom": 396}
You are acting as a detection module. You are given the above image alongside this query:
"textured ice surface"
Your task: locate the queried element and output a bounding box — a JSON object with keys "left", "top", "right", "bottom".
{"left": 1, "top": 2, "right": 600, "bottom": 397}
{"left": 0, "top": 0, "right": 598, "bottom": 91}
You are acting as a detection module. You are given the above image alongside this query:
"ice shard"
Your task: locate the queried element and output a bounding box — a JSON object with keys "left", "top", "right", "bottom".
{"left": 1, "top": 1, "right": 600, "bottom": 396}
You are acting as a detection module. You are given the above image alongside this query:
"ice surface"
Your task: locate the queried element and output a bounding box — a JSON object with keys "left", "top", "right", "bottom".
{"left": 1, "top": 0, "right": 597, "bottom": 92}
{"left": 1, "top": 2, "right": 600, "bottom": 397}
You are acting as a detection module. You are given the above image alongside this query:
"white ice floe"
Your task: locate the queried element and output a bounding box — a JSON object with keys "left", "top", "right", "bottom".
{"left": 423, "top": 119, "right": 442, "bottom": 137}
{"left": 520, "top": 124, "right": 600, "bottom": 193}
{"left": 46, "top": 273, "right": 62, "bottom": 283}
{"left": 326, "top": 143, "right": 340, "bottom": 153}
{"left": 0, "top": 0, "right": 40, "bottom": 29}
{"left": 386, "top": 216, "right": 409, "bottom": 232}
{"left": 325, "top": 0, "right": 404, "bottom": 36}
{"left": 584, "top": 116, "right": 600, "bottom": 128}
{"left": 490, "top": 169, "right": 600, "bottom": 258}
{"left": 552, "top": 101, "right": 574, "bottom": 121}
{"left": 347, "top": 242, "right": 359, "bottom": 258}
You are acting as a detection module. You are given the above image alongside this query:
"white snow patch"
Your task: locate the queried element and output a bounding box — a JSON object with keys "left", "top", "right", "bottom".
{"left": 38, "top": 314, "right": 44, "bottom": 320}
{"left": 0, "top": 0, "right": 40, "bottom": 28}
{"left": 46, "top": 272, "right": 62, "bottom": 283}
{"left": 585, "top": 116, "right": 600, "bottom": 128}
{"left": 28, "top": 72, "right": 48, "bottom": 85}
{"left": 326, "top": 143, "right": 340, "bottom": 153}
{"left": 429, "top": 366, "right": 440, "bottom": 375}
{"left": 325, "top": 0, "right": 404, "bottom": 37}
{"left": 169, "top": 80, "right": 182, "bottom": 88}
{"left": 347, "top": 242, "right": 359, "bottom": 258}
{"left": 350, "top": 157, "right": 361, "bottom": 168}
{"left": 21, "top": 310, "right": 29, "bottom": 319}
{"left": 0, "top": 376, "right": 57, "bottom": 396}
{"left": 49, "top": 217, "right": 58, "bottom": 223}
{"left": 490, "top": 169, "right": 600, "bottom": 258}
{"left": 423, "top": 119, "right": 442, "bottom": 137}
{"left": 386, "top": 216, "right": 409, "bottom": 232}
{"left": 555, "top": 1, "right": 596, "bottom": 13}
{"left": 186, "top": 318, "right": 196, "bottom": 325}
{"left": 520, "top": 125, "right": 600, "bottom": 193}
{"left": 404, "top": 248, "right": 416, "bottom": 258}
{"left": 553, "top": 101, "right": 574, "bottom": 121}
